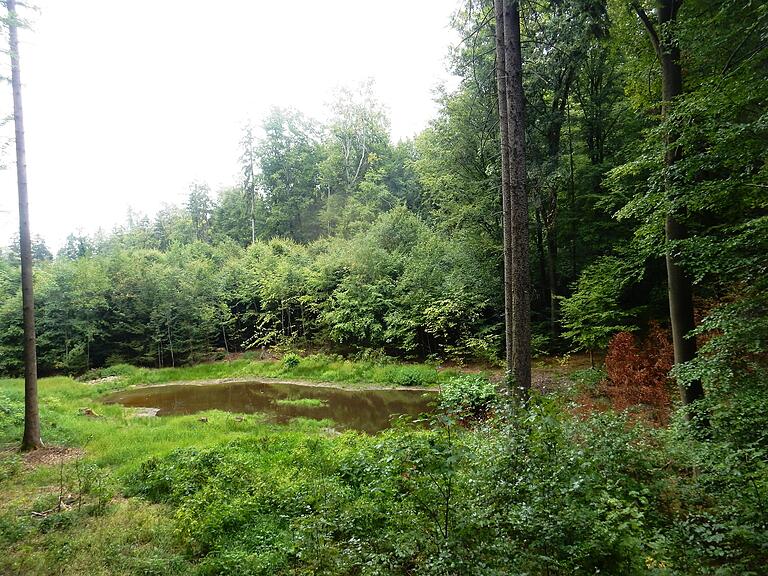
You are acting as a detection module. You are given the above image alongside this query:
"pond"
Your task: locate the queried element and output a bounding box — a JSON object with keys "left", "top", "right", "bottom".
{"left": 102, "top": 380, "right": 437, "bottom": 433}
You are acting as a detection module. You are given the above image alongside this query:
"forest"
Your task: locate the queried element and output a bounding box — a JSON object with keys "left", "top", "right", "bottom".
{"left": 0, "top": 0, "right": 766, "bottom": 574}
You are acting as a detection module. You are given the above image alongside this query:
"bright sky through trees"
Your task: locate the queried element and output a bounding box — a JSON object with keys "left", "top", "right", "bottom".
{"left": 0, "top": 0, "right": 459, "bottom": 249}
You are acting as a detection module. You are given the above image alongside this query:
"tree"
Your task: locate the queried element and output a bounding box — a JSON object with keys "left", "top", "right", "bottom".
{"left": 494, "top": 0, "right": 531, "bottom": 394}
{"left": 186, "top": 182, "right": 212, "bottom": 242}
{"left": 630, "top": 0, "right": 705, "bottom": 411}
{"left": 239, "top": 123, "right": 258, "bottom": 245}
{"left": 559, "top": 256, "right": 636, "bottom": 367}
{"left": 6, "top": 0, "right": 42, "bottom": 450}
{"left": 258, "top": 108, "right": 324, "bottom": 242}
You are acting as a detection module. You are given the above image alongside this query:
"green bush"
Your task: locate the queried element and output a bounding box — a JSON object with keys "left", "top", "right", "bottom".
{"left": 121, "top": 404, "right": 680, "bottom": 575}
{"left": 570, "top": 367, "right": 606, "bottom": 392}
{"left": 389, "top": 366, "right": 432, "bottom": 387}
{"left": 281, "top": 353, "right": 301, "bottom": 369}
{"left": 0, "top": 393, "right": 24, "bottom": 436}
{"left": 438, "top": 375, "right": 497, "bottom": 417}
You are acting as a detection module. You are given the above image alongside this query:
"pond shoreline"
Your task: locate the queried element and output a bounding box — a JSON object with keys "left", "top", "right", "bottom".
{"left": 114, "top": 376, "right": 441, "bottom": 393}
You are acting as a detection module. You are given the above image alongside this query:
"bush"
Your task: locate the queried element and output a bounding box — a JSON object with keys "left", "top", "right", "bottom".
{"left": 438, "top": 375, "right": 497, "bottom": 417}
{"left": 603, "top": 323, "right": 673, "bottom": 424}
{"left": 76, "top": 363, "right": 138, "bottom": 382}
{"left": 281, "top": 353, "right": 300, "bottom": 369}
{"left": 0, "top": 394, "right": 24, "bottom": 436}
{"left": 390, "top": 366, "right": 432, "bottom": 387}
{"left": 122, "top": 403, "right": 672, "bottom": 575}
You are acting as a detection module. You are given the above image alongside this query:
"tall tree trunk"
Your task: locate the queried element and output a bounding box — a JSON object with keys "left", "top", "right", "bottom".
{"left": 567, "top": 103, "right": 576, "bottom": 277}
{"left": 494, "top": 0, "right": 515, "bottom": 372}
{"left": 8, "top": 0, "right": 42, "bottom": 451}
{"left": 501, "top": 0, "right": 532, "bottom": 394}
{"left": 167, "top": 321, "right": 175, "bottom": 367}
{"left": 634, "top": 0, "right": 705, "bottom": 413}
{"left": 534, "top": 206, "right": 548, "bottom": 302}
{"left": 546, "top": 224, "right": 558, "bottom": 338}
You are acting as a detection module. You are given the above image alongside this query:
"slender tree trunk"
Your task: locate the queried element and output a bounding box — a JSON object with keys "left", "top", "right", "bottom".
{"left": 167, "top": 321, "right": 175, "bottom": 367}
{"left": 250, "top": 192, "right": 256, "bottom": 245}
{"left": 567, "top": 103, "right": 576, "bottom": 277}
{"left": 534, "top": 205, "right": 547, "bottom": 299}
{"left": 635, "top": 0, "right": 705, "bottom": 413}
{"left": 494, "top": 0, "right": 515, "bottom": 372}
{"left": 546, "top": 227, "right": 558, "bottom": 338}
{"left": 502, "top": 0, "right": 531, "bottom": 394}
{"left": 8, "top": 0, "right": 42, "bottom": 451}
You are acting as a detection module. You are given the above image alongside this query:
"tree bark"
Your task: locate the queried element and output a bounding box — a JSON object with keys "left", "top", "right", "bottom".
{"left": 494, "top": 0, "right": 515, "bottom": 372}
{"left": 8, "top": 0, "right": 43, "bottom": 451}
{"left": 501, "top": 0, "right": 531, "bottom": 394}
{"left": 635, "top": 0, "right": 705, "bottom": 412}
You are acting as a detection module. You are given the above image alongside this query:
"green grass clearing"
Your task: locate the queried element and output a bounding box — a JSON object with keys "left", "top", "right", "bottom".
{"left": 79, "top": 353, "right": 463, "bottom": 394}
{"left": 272, "top": 397, "right": 327, "bottom": 407}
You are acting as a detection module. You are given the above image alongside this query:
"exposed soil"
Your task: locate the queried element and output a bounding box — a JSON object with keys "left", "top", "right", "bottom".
{"left": 0, "top": 445, "right": 87, "bottom": 469}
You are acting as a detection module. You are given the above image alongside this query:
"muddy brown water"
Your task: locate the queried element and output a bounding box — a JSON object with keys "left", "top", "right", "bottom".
{"left": 102, "top": 380, "right": 437, "bottom": 433}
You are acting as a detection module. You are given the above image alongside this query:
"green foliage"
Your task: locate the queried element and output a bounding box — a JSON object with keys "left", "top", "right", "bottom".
{"left": 438, "top": 374, "right": 497, "bottom": 416}
{"left": 570, "top": 367, "right": 606, "bottom": 393}
{"left": 273, "top": 397, "right": 325, "bottom": 408}
{"left": 281, "top": 352, "right": 300, "bottom": 369}
{"left": 121, "top": 399, "right": 742, "bottom": 575}
{"left": 559, "top": 256, "right": 638, "bottom": 355}
{"left": 388, "top": 366, "right": 433, "bottom": 387}
{"left": 0, "top": 393, "right": 24, "bottom": 436}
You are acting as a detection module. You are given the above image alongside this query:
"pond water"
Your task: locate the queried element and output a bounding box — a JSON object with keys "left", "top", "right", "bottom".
{"left": 102, "top": 380, "right": 436, "bottom": 433}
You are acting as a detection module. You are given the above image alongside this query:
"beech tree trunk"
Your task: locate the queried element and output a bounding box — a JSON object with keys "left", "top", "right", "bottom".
{"left": 8, "top": 0, "right": 42, "bottom": 451}
{"left": 635, "top": 0, "right": 705, "bottom": 412}
{"left": 495, "top": 0, "right": 531, "bottom": 395}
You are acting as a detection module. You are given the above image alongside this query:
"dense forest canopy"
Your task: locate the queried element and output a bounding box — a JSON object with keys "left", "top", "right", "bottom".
{"left": 2, "top": 1, "right": 765, "bottom": 381}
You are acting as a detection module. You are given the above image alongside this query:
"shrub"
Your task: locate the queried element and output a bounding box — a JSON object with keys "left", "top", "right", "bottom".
{"left": 281, "top": 352, "right": 300, "bottom": 369}
{"left": 603, "top": 323, "right": 673, "bottom": 423}
{"left": 390, "top": 366, "right": 432, "bottom": 387}
{"left": 438, "top": 375, "right": 497, "bottom": 418}
{"left": 0, "top": 394, "right": 24, "bottom": 436}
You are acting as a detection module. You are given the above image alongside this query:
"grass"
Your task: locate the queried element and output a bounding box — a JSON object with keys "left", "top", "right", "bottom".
{"left": 0, "top": 373, "right": 340, "bottom": 575}
{"left": 79, "top": 353, "right": 462, "bottom": 393}
{"left": 0, "top": 355, "right": 478, "bottom": 575}
{"left": 273, "top": 397, "right": 327, "bottom": 407}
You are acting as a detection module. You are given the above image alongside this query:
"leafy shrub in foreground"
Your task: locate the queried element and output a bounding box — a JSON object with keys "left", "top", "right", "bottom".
{"left": 122, "top": 395, "right": 768, "bottom": 575}
{"left": 438, "top": 374, "right": 497, "bottom": 417}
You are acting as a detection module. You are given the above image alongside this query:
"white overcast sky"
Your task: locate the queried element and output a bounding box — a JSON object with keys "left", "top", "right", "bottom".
{"left": 0, "top": 1, "right": 460, "bottom": 250}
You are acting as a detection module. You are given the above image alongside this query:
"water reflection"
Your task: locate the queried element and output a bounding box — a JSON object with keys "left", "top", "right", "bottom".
{"left": 102, "top": 380, "right": 436, "bottom": 433}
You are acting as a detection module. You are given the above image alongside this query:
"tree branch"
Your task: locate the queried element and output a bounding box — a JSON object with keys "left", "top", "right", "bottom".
{"left": 632, "top": 3, "right": 660, "bottom": 58}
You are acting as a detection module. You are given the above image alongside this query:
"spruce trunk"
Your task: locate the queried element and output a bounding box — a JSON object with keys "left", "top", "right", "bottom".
{"left": 502, "top": 0, "right": 531, "bottom": 394}
{"left": 8, "top": 0, "right": 43, "bottom": 451}
{"left": 494, "top": 0, "right": 515, "bottom": 373}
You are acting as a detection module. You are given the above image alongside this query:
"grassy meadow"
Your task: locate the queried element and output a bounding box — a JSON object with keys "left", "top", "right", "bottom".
{"left": 0, "top": 355, "right": 458, "bottom": 574}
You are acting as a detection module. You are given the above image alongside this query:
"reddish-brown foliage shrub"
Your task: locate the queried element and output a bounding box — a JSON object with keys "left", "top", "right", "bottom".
{"left": 603, "top": 322, "right": 674, "bottom": 424}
